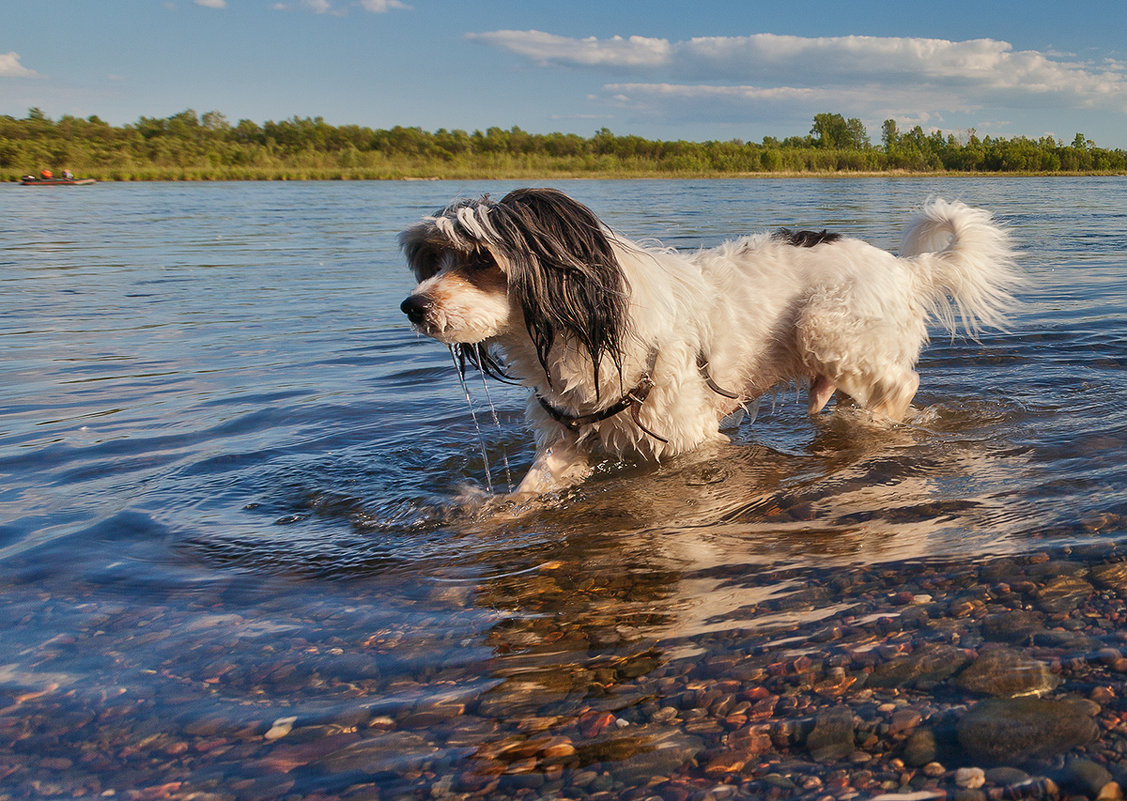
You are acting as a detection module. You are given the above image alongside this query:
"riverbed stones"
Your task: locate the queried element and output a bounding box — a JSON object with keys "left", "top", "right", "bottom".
{"left": 980, "top": 610, "right": 1043, "bottom": 643}
{"left": 1035, "top": 575, "right": 1094, "bottom": 614}
{"left": 1090, "top": 561, "right": 1127, "bottom": 592}
{"left": 611, "top": 730, "right": 704, "bottom": 784}
{"left": 806, "top": 705, "right": 855, "bottom": 761}
{"left": 956, "top": 697, "right": 1099, "bottom": 762}
{"left": 869, "top": 643, "right": 970, "bottom": 690}
{"left": 954, "top": 647, "right": 1060, "bottom": 697}
{"left": 1062, "top": 758, "right": 1115, "bottom": 798}
{"left": 955, "top": 766, "right": 986, "bottom": 789}
{"left": 902, "top": 729, "right": 939, "bottom": 767}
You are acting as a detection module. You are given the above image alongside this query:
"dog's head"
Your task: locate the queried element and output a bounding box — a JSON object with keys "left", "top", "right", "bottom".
{"left": 399, "top": 188, "right": 629, "bottom": 387}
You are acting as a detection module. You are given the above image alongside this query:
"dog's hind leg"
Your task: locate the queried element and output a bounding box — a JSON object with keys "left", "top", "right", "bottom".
{"left": 807, "top": 374, "right": 837, "bottom": 415}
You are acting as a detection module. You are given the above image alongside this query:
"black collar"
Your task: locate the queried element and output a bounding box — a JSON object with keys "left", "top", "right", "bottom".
{"left": 533, "top": 350, "right": 743, "bottom": 445}
{"left": 536, "top": 350, "right": 668, "bottom": 443}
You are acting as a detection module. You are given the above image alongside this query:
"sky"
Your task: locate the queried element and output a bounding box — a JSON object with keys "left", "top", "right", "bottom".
{"left": 3, "top": 0, "right": 1127, "bottom": 148}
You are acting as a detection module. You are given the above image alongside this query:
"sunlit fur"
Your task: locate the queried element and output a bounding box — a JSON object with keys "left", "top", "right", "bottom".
{"left": 400, "top": 188, "right": 1020, "bottom": 499}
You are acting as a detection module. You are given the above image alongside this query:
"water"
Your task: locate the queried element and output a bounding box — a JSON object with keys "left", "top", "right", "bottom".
{"left": 1, "top": 178, "right": 1126, "bottom": 799}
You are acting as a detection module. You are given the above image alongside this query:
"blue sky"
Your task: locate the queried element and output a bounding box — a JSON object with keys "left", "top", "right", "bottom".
{"left": 4, "top": 1, "right": 1127, "bottom": 147}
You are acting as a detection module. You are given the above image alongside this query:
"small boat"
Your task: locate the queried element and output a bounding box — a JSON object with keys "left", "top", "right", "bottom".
{"left": 20, "top": 176, "right": 96, "bottom": 186}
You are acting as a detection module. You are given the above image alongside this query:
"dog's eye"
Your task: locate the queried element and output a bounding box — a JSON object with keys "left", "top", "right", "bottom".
{"left": 467, "top": 252, "right": 495, "bottom": 271}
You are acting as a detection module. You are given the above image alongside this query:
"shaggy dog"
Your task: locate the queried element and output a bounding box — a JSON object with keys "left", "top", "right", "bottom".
{"left": 399, "top": 188, "right": 1018, "bottom": 498}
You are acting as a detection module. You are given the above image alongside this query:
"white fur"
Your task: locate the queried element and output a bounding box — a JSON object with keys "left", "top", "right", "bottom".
{"left": 401, "top": 194, "right": 1020, "bottom": 499}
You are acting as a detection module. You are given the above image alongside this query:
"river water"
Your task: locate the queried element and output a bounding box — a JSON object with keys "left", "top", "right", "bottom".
{"left": 1, "top": 178, "right": 1126, "bottom": 799}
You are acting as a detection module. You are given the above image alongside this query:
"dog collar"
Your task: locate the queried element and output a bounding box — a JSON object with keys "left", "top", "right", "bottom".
{"left": 536, "top": 350, "right": 669, "bottom": 443}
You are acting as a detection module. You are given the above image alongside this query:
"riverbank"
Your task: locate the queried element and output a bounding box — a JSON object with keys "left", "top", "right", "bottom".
{"left": 5, "top": 168, "right": 1126, "bottom": 182}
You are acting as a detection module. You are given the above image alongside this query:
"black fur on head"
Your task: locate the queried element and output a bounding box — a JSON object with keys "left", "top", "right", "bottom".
{"left": 400, "top": 188, "right": 630, "bottom": 395}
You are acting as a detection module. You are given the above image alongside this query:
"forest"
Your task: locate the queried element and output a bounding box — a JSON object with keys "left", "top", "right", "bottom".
{"left": 3, "top": 108, "right": 1125, "bottom": 180}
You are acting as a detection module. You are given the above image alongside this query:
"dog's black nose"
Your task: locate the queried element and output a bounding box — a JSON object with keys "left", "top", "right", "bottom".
{"left": 400, "top": 295, "right": 428, "bottom": 324}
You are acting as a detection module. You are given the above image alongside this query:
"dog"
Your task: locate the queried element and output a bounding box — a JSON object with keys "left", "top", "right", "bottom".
{"left": 399, "top": 188, "right": 1019, "bottom": 499}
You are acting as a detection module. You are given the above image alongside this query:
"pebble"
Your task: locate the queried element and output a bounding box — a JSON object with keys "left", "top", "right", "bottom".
{"left": 1062, "top": 758, "right": 1115, "bottom": 798}
{"left": 955, "top": 767, "right": 986, "bottom": 789}
{"left": 1035, "top": 575, "right": 1095, "bottom": 614}
{"left": 263, "top": 716, "right": 297, "bottom": 741}
{"left": 15, "top": 544, "right": 1127, "bottom": 801}
{"left": 806, "top": 705, "right": 855, "bottom": 762}
{"left": 869, "top": 643, "right": 971, "bottom": 690}
{"left": 955, "top": 647, "right": 1060, "bottom": 697}
{"left": 956, "top": 697, "right": 1099, "bottom": 761}
{"left": 902, "top": 729, "right": 938, "bottom": 767}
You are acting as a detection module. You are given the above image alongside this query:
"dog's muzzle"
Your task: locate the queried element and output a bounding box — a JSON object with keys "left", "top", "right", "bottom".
{"left": 400, "top": 295, "right": 428, "bottom": 324}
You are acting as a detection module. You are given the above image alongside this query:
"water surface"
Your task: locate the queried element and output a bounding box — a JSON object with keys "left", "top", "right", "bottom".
{"left": 2, "top": 178, "right": 1126, "bottom": 800}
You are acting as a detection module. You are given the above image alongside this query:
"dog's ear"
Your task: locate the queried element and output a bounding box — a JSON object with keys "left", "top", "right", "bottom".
{"left": 492, "top": 188, "right": 628, "bottom": 393}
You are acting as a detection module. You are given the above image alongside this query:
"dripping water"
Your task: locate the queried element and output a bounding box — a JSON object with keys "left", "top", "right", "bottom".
{"left": 475, "top": 368, "right": 515, "bottom": 493}
{"left": 450, "top": 348, "right": 494, "bottom": 493}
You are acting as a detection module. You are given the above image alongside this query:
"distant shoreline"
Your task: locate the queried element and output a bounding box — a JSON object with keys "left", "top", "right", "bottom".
{"left": 5, "top": 110, "right": 1125, "bottom": 182}
{"left": 6, "top": 169, "right": 1126, "bottom": 182}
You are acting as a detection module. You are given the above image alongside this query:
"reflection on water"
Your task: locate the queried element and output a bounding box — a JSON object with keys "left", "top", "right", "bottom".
{"left": 1, "top": 178, "right": 1126, "bottom": 799}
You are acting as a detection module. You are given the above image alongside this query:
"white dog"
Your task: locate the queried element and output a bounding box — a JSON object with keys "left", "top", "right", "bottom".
{"left": 400, "top": 188, "right": 1018, "bottom": 498}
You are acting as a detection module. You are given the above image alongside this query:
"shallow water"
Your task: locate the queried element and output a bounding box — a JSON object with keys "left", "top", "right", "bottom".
{"left": 1, "top": 178, "right": 1126, "bottom": 800}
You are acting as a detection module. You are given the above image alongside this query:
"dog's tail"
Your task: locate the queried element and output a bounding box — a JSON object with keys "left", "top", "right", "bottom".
{"left": 900, "top": 198, "right": 1021, "bottom": 337}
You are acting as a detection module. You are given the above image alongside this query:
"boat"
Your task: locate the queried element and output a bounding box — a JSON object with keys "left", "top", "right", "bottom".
{"left": 19, "top": 176, "right": 96, "bottom": 186}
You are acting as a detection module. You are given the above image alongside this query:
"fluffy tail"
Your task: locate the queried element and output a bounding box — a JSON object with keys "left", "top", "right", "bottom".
{"left": 900, "top": 198, "right": 1021, "bottom": 337}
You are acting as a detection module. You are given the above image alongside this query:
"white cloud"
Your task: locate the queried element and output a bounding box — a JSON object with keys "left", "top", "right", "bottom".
{"left": 357, "top": 0, "right": 411, "bottom": 11}
{"left": 193, "top": 0, "right": 226, "bottom": 7}
{"left": 467, "top": 30, "right": 670, "bottom": 69}
{"left": 0, "top": 51, "right": 38, "bottom": 79}
{"left": 272, "top": 0, "right": 409, "bottom": 13}
{"left": 469, "top": 30, "right": 1127, "bottom": 117}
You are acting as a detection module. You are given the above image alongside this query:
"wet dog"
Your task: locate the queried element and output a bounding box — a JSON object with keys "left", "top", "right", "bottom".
{"left": 400, "top": 188, "right": 1018, "bottom": 498}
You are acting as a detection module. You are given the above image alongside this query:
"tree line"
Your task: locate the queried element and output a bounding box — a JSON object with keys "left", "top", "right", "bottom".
{"left": 2, "top": 108, "right": 1124, "bottom": 180}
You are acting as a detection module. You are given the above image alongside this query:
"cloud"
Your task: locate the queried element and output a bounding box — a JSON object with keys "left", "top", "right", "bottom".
{"left": 0, "top": 52, "right": 38, "bottom": 79}
{"left": 357, "top": 0, "right": 411, "bottom": 11}
{"left": 467, "top": 30, "right": 670, "bottom": 69}
{"left": 272, "top": 0, "right": 409, "bottom": 13}
{"left": 469, "top": 30, "right": 1127, "bottom": 119}
{"left": 193, "top": 0, "right": 226, "bottom": 7}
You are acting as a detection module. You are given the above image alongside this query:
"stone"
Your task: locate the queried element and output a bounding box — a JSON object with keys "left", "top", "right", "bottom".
{"left": 1035, "top": 575, "right": 1094, "bottom": 614}
{"left": 869, "top": 643, "right": 971, "bottom": 690}
{"left": 889, "top": 708, "right": 923, "bottom": 735}
{"left": 806, "top": 705, "right": 855, "bottom": 762}
{"left": 264, "top": 716, "right": 297, "bottom": 741}
{"left": 1090, "top": 562, "right": 1127, "bottom": 591}
{"left": 1062, "top": 758, "right": 1115, "bottom": 798}
{"left": 613, "top": 731, "right": 705, "bottom": 784}
{"left": 903, "top": 729, "right": 938, "bottom": 767}
{"left": 1098, "top": 782, "right": 1124, "bottom": 801}
{"left": 955, "top": 647, "right": 1060, "bottom": 697}
{"left": 983, "top": 766, "right": 1030, "bottom": 786}
{"left": 980, "top": 610, "right": 1043, "bottom": 643}
{"left": 956, "top": 697, "right": 1098, "bottom": 763}
{"left": 955, "top": 767, "right": 986, "bottom": 789}
{"left": 318, "top": 731, "right": 435, "bottom": 774}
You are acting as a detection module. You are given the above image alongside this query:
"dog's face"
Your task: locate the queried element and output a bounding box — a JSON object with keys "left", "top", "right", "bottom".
{"left": 399, "top": 189, "right": 630, "bottom": 387}
{"left": 399, "top": 244, "right": 513, "bottom": 345}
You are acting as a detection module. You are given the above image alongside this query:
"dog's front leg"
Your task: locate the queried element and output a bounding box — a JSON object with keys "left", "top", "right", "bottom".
{"left": 512, "top": 437, "right": 591, "bottom": 499}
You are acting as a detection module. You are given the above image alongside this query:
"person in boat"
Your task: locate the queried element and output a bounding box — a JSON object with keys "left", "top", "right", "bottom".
{"left": 40, "top": 169, "right": 53, "bottom": 180}
{"left": 62, "top": 169, "right": 74, "bottom": 180}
